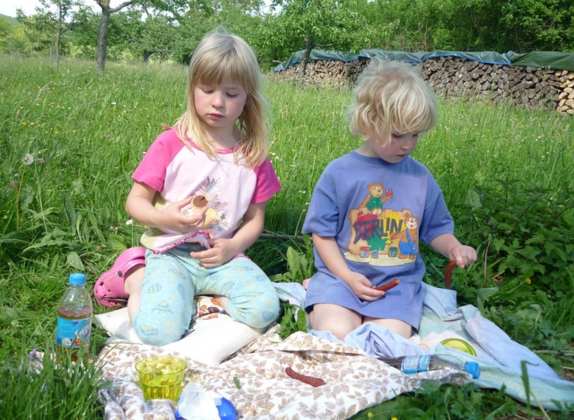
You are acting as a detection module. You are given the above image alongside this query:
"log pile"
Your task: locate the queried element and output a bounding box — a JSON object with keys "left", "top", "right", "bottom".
{"left": 421, "top": 57, "right": 568, "bottom": 113}
{"left": 557, "top": 70, "right": 574, "bottom": 115}
{"left": 274, "top": 57, "right": 573, "bottom": 115}
{"left": 271, "top": 60, "right": 363, "bottom": 88}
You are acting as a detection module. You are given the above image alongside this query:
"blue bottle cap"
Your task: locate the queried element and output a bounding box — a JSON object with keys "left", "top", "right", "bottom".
{"left": 69, "top": 273, "right": 86, "bottom": 286}
{"left": 217, "top": 397, "right": 238, "bottom": 420}
{"left": 463, "top": 361, "right": 480, "bottom": 379}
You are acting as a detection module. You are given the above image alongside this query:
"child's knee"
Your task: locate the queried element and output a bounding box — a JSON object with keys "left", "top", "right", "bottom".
{"left": 133, "top": 312, "right": 189, "bottom": 346}
{"left": 323, "top": 324, "right": 353, "bottom": 340}
{"left": 228, "top": 289, "right": 280, "bottom": 329}
{"left": 253, "top": 295, "right": 281, "bottom": 329}
{"left": 309, "top": 305, "right": 361, "bottom": 340}
{"left": 309, "top": 317, "right": 354, "bottom": 340}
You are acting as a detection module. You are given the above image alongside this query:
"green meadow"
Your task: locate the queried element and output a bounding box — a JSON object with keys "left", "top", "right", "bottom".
{"left": 0, "top": 56, "right": 573, "bottom": 418}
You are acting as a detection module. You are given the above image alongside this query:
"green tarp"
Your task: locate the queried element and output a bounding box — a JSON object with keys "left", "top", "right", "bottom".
{"left": 507, "top": 51, "right": 574, "bottom": 72}
{"left": 275, "top": 49, "right": 574, "bottom": 72}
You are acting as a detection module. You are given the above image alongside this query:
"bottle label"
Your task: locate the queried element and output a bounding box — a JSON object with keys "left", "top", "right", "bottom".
{"left": 401, "top": 355, "right": 431, "bottom": 374}
{"left": 55, "top": 316, "right": 91, "bottom": 349}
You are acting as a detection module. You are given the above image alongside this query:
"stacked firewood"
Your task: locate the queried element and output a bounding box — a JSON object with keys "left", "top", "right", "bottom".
{"left": 274, "top": 56, "right": 573, "bottom": 114}
{"left": 272, "top": 60, "right": 360, "bottom": 88}
{"left": 421, "top": 57, "right": 568, "bottom": 113}
{"left": 557, "top": 70, "right": 574, "bottom": 114}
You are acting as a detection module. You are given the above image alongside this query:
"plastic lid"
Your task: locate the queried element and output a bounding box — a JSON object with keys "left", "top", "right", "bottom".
{"left": 68, "top": 273, "right": 86, "bottom": 286}
{"left": 217, "top": 397, "right": 238, "bottom": 420}
{"left": 463, "top": 361, "right": 480, "bottom": 379}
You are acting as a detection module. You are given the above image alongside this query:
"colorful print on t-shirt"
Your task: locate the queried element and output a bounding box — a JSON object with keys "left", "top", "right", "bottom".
{"left": 140, "top": 175, "right": 230, "bottom": 250}
{"left": 133, "top": 129, "right": 281, "bottom": 253}
{"left": 345, "top": 183, "right": 419, "bottom": 266}
{"left": 180, "top": 176, "right": 228, "bottom": 233}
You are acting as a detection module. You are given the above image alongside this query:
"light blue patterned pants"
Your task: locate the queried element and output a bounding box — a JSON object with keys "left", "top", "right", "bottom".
{"left": 133, "top": 247, "right": 280, "bottom": 346}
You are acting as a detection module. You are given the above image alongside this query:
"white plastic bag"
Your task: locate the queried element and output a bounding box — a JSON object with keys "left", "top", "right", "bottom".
{"left": 175, "top": 383, "right": 220, "bottom": 420}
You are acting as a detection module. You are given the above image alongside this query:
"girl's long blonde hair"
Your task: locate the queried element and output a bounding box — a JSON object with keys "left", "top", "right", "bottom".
{"left": 349, "top": 60, "right": 437, "bottom": 144}
{"left": 175, "top": 29, "right": 268, "bottom": 168}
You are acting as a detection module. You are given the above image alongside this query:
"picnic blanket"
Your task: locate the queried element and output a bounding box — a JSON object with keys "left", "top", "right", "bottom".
{"left": 275, "top": 282, "right": 574, "bottom": 410}
{"left": 96, "top": 282, "right": 574, "bottom": 418}
{"left": 97, "top": 329, "right": 469, "bottom": 419}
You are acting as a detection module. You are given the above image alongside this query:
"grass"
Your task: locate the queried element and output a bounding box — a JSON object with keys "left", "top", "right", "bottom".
{"left": 0, "top": 348, "right": 103, "bottom": 419}
{"left": 0, "top": 55, "right": 573, "bottom": 418}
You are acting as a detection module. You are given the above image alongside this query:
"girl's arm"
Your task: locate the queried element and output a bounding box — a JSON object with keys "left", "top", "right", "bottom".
{"left": 229, "top": 201, "right": 266, "bottom": 253}
{"left": 125, "top": 182, "right": 197, "bottom": 233}
{"left": 312, "top": 234, "right": 385, "bottom": 301}
{"left": 430, "top": 233, "right": 477, "bottom": 267}
{"left": 190, "top": 202, "right": 266, "bottom": 268}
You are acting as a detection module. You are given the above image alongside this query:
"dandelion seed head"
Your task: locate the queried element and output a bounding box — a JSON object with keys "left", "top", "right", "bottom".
{"left": 22, "top": 153, "right": 34, "bottom": 165}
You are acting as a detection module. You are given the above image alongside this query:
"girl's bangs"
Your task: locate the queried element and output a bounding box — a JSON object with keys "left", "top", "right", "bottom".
{"left": 195, "top": 52, "right": 251, "bottom": 88}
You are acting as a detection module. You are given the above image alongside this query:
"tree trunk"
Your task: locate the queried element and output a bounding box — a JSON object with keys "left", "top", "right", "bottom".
{"left": 143, "top": 50, "right": 153, "bottom": 63}
{"left": 95, "top": 1, "right": 134, "bottom": 72}
{"left": 54, "top": 0, "right": 65, "bottom": 71}
{"left": 54, "top": 27, "right": 61, "bottom": 70}
{"left": 302, "top": 36, "right": 314, "bottom": 77}
{"left": 96, "top": 9, "right": 110, "bottom": 72}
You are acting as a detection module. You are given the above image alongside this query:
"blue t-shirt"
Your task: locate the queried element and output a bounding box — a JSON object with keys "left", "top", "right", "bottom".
{"left": 302, "top": 151, "right": 453, "bottom": 329}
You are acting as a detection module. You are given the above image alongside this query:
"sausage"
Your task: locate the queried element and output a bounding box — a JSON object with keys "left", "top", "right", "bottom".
{"left": 285, "top": 366, "right": 325, "bottom": 387}
{"left": 444, "top": 260, "right": 457, "bottom": 289}
{"left": 374, "top": 278, "right": 400, "bottom": 292}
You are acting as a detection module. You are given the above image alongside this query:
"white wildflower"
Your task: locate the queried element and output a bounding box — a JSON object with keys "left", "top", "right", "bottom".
{"left": 125, "top": 219, "right": 133, "bottom": 225}
{"left": 22, "top": 153, "right": 34, "bottom": 165}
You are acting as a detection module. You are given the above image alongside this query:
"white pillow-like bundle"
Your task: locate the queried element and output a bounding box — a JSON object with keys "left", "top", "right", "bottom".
{"left": 94, "top": 296, "right": 261, "bottom": 366}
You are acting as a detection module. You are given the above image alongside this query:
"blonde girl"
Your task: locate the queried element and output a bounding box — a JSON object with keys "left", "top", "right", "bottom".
{"left": 303, "top": 61, "right": 476, "bottom": 340}
{"left": 94, "top": 29, "right": 281, "bottom": 346}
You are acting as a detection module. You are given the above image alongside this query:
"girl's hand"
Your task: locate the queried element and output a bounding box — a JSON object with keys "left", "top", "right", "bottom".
{"left": 448, "top": 244, "right": 477, "bottom": 268}
{"left": 156, "top": 197, "right": 202, "bottom": 233}
{"left": 343, "top": 271, "right": 386, "bottom": 301}
{"left": 190, "top": 238, "right": 240, "bottom": 268}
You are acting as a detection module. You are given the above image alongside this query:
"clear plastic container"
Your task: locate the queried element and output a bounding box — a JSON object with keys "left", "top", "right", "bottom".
{"left": 380, "top": 355, "right": 480, "bottom": 379}
{"left": 55, "top": 272, "right": 93, "bottom": 360}
{"left": 136, "top": 355, "right": 188, "bottom": 401}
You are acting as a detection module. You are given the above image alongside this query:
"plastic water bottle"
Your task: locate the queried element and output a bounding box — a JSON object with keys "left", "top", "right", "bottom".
{"left": 55, "top": 273, "right": 93, "bottom": 360}
{"left": 380, "top": 355, "right": 480, "bottom": 379}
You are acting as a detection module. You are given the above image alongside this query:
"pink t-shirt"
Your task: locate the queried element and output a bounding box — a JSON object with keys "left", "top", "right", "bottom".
{"left": 132, "top": 129, "right": 281, "bottom": 252}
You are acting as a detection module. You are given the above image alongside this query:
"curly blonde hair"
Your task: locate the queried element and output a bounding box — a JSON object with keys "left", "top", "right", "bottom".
{"left": 349, "top": 60, "right": 437, "bottom": 144}
{"left": 174, "top": 29, "right": 268, "bottom": 168}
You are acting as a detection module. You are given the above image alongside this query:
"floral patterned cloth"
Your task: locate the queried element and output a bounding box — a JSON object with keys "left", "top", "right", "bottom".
{"left": 97, "top": 328, "right": 469, "bottom": 419}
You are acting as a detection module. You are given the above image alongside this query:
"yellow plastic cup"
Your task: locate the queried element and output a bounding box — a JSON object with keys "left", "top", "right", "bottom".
{"left": 135, "top": 355, "right": 187, "bottom": 401}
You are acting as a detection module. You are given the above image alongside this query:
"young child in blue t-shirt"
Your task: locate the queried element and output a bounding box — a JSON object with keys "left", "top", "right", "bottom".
{"left": 303, "top": 61, "right": 477, "bottom": 340}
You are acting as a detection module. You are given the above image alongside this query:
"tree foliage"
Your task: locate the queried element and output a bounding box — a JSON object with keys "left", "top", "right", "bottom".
{"left": 1, "top": 0, "right": 572, "bottom": 69}
{"left": 254, "top": 0, "right": 371, "bottom": 68}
